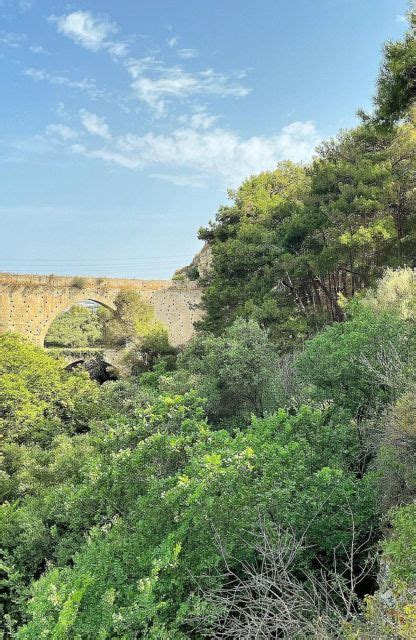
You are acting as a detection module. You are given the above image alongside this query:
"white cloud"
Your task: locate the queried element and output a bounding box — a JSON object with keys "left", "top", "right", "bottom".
{"left": 0, "top": 0, "right": 32, "bottom": 12}
{"left": 7, "top": 123, "right": 79, "bottom": 160}
{"left": 23, "top": 67, "right": 112, "bottom": 101}
{"left": 70, "top": 120, "right": 320, "bottom": 186}
{"left": 49, "top": 10, "right": 249, "bottom": 115}
{"left": 45, "top": 123, "right": 79, "bottom": 140}
{"left": 52, "top": 11, "right": 116, "bottom": 51}
{"left": 80, "top": 110, "right": 111, "bottom": 139}
{"left": 178, "top": 48, "right": 199, "bottom": 59}
{"left": 178, "top": 109, "right": 219, "bottom": 130}
{"left": 26, "top": 8, "right": 311, "bottom": 190}
{"left": 275, "top": 121, "right": 320, "bottom": 162}
{"left": 189, "top": 111, "right": 218, "bottom": 129}
{"left": 51, "top": 10, "right": 128, "bottom": 57}
{"left": 71, "top": 143, "right": 140, "bottom": 169}
{"left": 130, "top": 66, "right": 250, "bottom": 115}
{"left": 29, "top": 44, "right": 48, "bottom": 54}
{"left": 107, "top": 41, "right": 129, "bottom": 57}
{"left": 0, "top": 31, "right": 25, "bottom": 48}
{"left": 151, "top": 173, "right": 206, "bottom": 188}
{"left": 125, "top": 56, "right": 162, "bottom": 79}
{"left": 55, "top": 102, "right": 69, "bottom": 118}
{"left": 25, "top": 67, "right": 97, "bottom": 92}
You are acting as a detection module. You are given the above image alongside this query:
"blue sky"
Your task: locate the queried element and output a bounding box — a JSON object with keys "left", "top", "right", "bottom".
{"left": 0, "top": 0, "right": 409, "bottom": 279}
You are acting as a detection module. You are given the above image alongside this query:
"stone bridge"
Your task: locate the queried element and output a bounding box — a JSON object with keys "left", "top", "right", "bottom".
{"left": 0, "top": 272, "right": 202, "bottom": 347}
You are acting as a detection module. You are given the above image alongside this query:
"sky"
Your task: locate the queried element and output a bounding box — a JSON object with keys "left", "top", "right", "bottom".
{"left": 0, "top": 0, "right": 410, "bottom": 279}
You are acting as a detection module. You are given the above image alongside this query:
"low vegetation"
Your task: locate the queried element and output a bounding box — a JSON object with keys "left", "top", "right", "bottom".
{"left": 44, "top": 305, "right": 105, "bottom": 349}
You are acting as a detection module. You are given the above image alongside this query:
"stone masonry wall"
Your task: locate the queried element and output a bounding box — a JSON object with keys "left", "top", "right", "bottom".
{"left": 0, "top": 273, "right": 202, "bottom": 347}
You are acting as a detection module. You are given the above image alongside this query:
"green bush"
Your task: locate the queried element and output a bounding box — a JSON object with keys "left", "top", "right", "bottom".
{"left": 163, "top": 318, "right": 282, "bottom": 426}
{"left": 346, "top": 503, "right": 416, "bottom": 639}
{"left": 0, "top": 334, "right": 99, "bottom": 447}
{"left": 45, "top": 305, "right": 104, "bottom": 348}
{"left": 2, "top": 396, "right": 377, "bottom": 637}
{"left": 295, "top": 305, "right": 415, "bottom": 421}
{"left": 70, "top": 276, "right": 87, "bottom": 290}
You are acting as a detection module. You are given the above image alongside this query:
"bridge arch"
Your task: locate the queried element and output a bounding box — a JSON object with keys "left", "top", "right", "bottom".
{"left": 41, "top": 297, "right": 116, "bottom": 348}
{"left": 0, "top": 272, "right": 202, "bottom": 348}
{"left": 64, "top": 356, "right": 119, "bottom": 384}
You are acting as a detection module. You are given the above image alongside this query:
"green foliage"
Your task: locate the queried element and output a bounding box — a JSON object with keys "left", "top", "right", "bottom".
{"left": 198, "top": 25, "right": 416, "bottom": 344}
{"left": 361, "top": 266, "right": 416, "bottom": 321}
{"left": 374, "top": 386, "right": 416, "bottom": 510}
{"left": 347, "top": 503, "right": 416, "bottom": 639}
{"left": 101, "top": 291, "right": 174, "bottom": 375}
{"left": 2, "top": 273, "right": 415, "bottom": 637}
{"left": 163, "top": 318, "right": 282, "bottom": 425}
{"left": 199, "top": 161, "right": 313, "bottom": 348}
{"left": 0, "top": 334, "right": 99, "bottom": 447}
{"left": 70, "top": 276, "right": 87, "bottom": 290}
{"left": 373, "top": 9, "right": 415, "bottom": 124}
{"left": 172, "top": 272, "right": 187, "bottom": 281}
{"left": 384, "top": 503, "right": 416, "bottom": 586}
{"left": 296, "top": 268, "right": 416, "bottom": 424}
{"left": 1, "top": 18, "right": 415, "bottom": 637}
{"left": 45, "top": 304, "right": 104, "bottom": 348}
{"left": 2, "top": 394, "right": 376, "bottom": 638}
{"left": 296, "top": 306, "right": 415, "bottom": 420}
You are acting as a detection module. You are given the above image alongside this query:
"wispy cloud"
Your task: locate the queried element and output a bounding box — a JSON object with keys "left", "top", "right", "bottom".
{"left": 50, "top": 10, "right": 249, "bottom": 116}
{"left": 18, "top": 0, "right": 32, "bottom": 11}
{"left": 19, "top": 7, "right": 316, "bottom": 190}
{"left": 150, "top": 173, "right": 207, "bottom": 188}
{"left": 29, "top": 44, "right": 48, "bottom": 54}
{"left": 45, "top": 123, "right": 79, "bottom": 140}
{"left": 0, "top": 0, "right": 32, "bottom": 12}
{"left": 5, "top": 123, "right": 79, "bottom": 160}
{"left": 178, "top": 48, "right": 199, "bottom": 59}
{"left": 0, "top": 31, "right": 25, "bottom": 48}
{"left": 129, "top": 66, "right": 249, "bottom": 116}
{"left": 23, "top": 67, "right": 111, "bottom": 101}
{"left": 51, "top": 11, "right": 114, "bottom": 51}
{"left": 71, "top": 143, "right": 141, "bottom": 169}
{"left": 80, "top": 110, "right": 111, "bottom": 139}
{"left": 68, "top": 119, "right": 320, "bottom": 186}
{"left": 178, "top": 109, "right": 219, "bottom": 130}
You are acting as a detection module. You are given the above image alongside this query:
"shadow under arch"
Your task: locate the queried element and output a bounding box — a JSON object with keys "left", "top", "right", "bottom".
{"left": 65, "top": 357, "right": 118, "bottom": 384}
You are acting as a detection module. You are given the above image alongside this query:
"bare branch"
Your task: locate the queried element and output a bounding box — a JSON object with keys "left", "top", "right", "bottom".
{"left": 188, "top": 516, "right": 376, "bottom": 638}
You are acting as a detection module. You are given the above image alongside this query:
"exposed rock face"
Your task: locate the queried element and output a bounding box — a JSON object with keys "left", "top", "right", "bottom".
{"left": 0, "top": 272, "right": 203, "bottom": 348}
{"left": 195, "top": 243, "right": 213, "bottom": 277}
{"left": 174, "top": 243, "right": 213, "bottom": 280}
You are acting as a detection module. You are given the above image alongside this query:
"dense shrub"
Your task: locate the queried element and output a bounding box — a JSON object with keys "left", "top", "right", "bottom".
{"left": 162, "top": 318, "right": 281, "bottom": 426}
{"left": 44, "top": 305, "right": 104, "bottom": 348}
{"left": 347, "top": 503, "right": 416, "bottom": 639}
{"left": 0, "top": 334, "right": 99, "bottom": 447}
{"left": 2, "top": 394, "right": 377, "bottom": 637}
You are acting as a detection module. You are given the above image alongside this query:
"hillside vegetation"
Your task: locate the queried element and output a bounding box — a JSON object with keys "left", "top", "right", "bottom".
{"left": 0, "top": 11, "right": 415, "bottom": 639}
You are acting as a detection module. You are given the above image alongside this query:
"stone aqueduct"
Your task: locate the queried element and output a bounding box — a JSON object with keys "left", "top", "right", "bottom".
{"left": 0, "top": 272, "right": 203, "bottom": 348}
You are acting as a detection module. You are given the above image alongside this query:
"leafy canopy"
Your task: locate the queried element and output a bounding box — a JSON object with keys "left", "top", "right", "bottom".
{"left": 0, "top": 334, "right": 98, "bottom": 447}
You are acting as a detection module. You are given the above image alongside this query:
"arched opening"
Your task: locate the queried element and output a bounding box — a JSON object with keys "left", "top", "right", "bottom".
{"left": 44, "top": 300, "right": 118, "bottom": 383}
{"left": 65, "top": 358, "right": 118, "bottom": 384}
{"left": 44, "top": 291, "right": 176, "bottom": 382}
